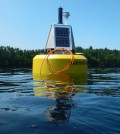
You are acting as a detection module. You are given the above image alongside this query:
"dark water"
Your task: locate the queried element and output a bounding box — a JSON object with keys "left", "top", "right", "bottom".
{"left": 0, "top": 68, "right": 120, "bottom": 134}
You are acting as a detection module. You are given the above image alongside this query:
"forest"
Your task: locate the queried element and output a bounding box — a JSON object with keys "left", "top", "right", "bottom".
{"left": 0, "top": 46, "right": 120, "bottom": 68}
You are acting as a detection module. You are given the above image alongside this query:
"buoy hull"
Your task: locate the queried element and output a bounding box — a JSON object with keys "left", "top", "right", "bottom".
{"left": 32, "top": 54, "right": 87, "bottom": 76}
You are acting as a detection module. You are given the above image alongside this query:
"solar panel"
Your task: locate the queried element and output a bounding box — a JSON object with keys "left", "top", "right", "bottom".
{"left": 55, "top": 27, "right": 70, "bottom": 47}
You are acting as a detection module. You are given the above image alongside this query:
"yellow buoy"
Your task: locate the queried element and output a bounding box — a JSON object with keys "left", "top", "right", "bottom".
{"left": 32, "top": 7, "right": 88, "bottom": 79}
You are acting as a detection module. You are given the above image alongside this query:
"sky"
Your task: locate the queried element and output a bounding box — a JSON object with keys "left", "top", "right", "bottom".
{"left": 0, "top": 0, "right": 120, "bottom": 50}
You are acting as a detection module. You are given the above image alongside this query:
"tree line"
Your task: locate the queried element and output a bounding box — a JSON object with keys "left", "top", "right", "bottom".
{"left": 0, "top": 46, "right": 120, "bottom": 68}
{"left": 76, "top": 46, "right": 120, "bottom": 68}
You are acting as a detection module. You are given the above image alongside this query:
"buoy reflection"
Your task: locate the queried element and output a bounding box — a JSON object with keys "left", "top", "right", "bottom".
{"left": 33, "top": 73, "right": 87, "bottom": 123}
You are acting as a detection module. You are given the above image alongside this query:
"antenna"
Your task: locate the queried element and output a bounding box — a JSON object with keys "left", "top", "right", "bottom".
{"left": 63, "top": 12, "right": 70, "bottom": 25}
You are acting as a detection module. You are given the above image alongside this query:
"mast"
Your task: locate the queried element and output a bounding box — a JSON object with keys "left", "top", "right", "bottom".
{"left": 58, "top": 7, "right": 63, "bottom": 24}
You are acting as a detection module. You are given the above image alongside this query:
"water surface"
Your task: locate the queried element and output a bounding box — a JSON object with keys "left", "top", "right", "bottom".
{"left": 0, "top": 68, "right": 120, "bottom": 134}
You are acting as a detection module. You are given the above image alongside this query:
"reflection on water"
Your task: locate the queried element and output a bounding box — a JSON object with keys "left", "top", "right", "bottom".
{"left": 33, "top": 73, "right": 85, "bottom": 123}
{"left": 44, "top": 91, "right": 74, "bottom": 123}
{"left": 0, "top": 68, "right": 120, "bottom": 134}
{"left": 33, "top": 72, "right": 87, "bottom": 85}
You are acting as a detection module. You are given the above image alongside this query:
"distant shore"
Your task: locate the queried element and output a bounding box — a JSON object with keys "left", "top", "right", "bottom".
{"left": 0, "top": 46, "right": 120, "bottom": 68}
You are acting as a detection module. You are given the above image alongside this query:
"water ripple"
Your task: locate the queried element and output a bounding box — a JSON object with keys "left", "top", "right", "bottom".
{"left": 0, "top": 68, "right": 120, "bottom": 134}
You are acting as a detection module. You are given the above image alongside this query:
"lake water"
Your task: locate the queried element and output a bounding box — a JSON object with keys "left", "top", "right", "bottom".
{"left": 0, "top": 68, "right": 120, "bottom": 134}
